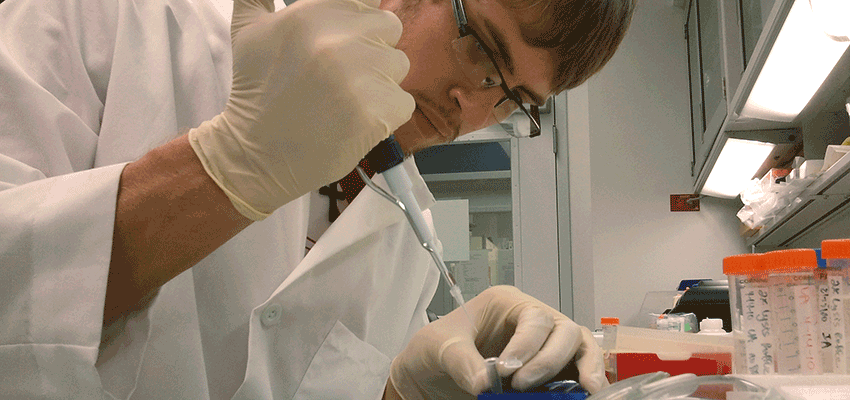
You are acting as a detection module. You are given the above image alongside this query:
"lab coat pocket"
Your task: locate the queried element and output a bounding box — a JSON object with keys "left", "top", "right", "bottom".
{"left": 293, "top": 320, "right": 391, "bottom": 400}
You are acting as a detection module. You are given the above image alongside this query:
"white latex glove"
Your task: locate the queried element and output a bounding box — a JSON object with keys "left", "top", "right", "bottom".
{"left": 189, "top": 0, "right": 414, "bottom": 220}
{"left": 387, "top": 286, "right": 608, "bottom": 399}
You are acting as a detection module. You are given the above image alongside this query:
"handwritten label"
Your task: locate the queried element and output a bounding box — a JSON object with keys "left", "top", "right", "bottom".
{"left": 828, "top": 273, "right": 848, "bottom": 374}
{"left": 742, "top": 286, "right": 774, "bottom": 374}
{"left": 794, "top": 284, "right": 822, "bottom": 374}
{"left": 818, "top": 276, "right": 835, "bottom": 373}
{"left": 771, "top": 281, "right": 800, "bottom": 374}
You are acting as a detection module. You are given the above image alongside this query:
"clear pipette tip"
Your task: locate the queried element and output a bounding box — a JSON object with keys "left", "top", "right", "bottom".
{"left": 445, "top": 262, "right": 477, "bottom": 334}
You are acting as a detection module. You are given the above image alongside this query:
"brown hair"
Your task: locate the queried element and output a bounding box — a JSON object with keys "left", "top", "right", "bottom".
{"left": 505, "top": 0, "right": 636, "bottom": 93}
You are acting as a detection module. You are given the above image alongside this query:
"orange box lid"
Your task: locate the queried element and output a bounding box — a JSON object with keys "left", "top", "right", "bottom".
{"left": 723, "top": 253, "right": 764, "bottom": 275}
{"left": 766, "top": 249, "right": 817, "bottom": 272}
{"left": 821, "top": 239, "right": 850, "bottom": 259}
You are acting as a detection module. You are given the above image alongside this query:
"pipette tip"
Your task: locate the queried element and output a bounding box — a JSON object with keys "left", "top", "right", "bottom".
{"left": 449, "top": 285, "right": 478, "bottom": 334}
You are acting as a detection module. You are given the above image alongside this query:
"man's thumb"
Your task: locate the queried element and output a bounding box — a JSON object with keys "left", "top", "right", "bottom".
{"left": 231, "top": 0, "right": 275, "bottom": 37}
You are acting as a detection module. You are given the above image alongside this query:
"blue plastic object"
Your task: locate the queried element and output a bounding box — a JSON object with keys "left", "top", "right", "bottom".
{"left": 477, "top": 380, "right": 588, "bottom": 399}
{"left": 478, "top": 394, "right": 587, "bottom": 399}
{"left": 677, "top": 279, "right": 711, "bottom": 291}
{"left": 815, "top": 248, "right": 828, "bottom": 269}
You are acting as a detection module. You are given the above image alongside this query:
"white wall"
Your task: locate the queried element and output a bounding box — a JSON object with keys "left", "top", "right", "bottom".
{"left": 565, "top": 0, "right": 750, "bottom": 329}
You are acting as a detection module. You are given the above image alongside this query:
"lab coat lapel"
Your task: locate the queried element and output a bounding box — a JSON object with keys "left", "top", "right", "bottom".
{"left": 297, "top": 159, "right": 434, "bottom": 279}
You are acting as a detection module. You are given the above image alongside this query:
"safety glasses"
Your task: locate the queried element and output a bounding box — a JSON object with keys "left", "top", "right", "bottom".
{"left": 450, "top": 0, "right": 542, "bottom": 137}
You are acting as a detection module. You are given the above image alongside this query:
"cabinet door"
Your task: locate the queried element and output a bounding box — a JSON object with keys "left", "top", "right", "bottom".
{"left": 688, "top": 0, "right": 705, "bottom": 170}
{"left": 740, "top": 0, "right": 777, "bottom": 69}
{"left": 688, "top": 0, "right": 727, "bottom": 179}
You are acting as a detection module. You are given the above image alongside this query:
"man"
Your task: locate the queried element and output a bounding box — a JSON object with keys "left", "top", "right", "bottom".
{"left": 0, "top": 0, "right": 632, "bottom": 397}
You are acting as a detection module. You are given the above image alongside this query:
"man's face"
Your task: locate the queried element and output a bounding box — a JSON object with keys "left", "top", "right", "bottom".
{"left": 380, "top": 0, "right": 556, "bottom": 155}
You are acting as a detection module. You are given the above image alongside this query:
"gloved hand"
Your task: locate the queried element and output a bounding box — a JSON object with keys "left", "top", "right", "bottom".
{"left": 387, "top": 286, "right": 608, "bottom": 399}
{"left": 189, "top": 0, "right": 414, "bottom": 220}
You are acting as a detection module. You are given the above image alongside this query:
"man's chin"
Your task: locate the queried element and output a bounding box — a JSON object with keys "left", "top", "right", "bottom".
{"left": 393, "top": 126, "right": 447, "bottom": 156}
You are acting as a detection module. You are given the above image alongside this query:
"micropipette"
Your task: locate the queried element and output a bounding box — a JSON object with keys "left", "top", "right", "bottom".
{"left": 358, "top": 135, "right": 476, "bottom": 330}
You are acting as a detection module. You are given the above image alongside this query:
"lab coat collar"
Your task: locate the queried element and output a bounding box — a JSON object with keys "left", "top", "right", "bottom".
{"left": 282, "top": 158, "right": 434, "bottom": 288}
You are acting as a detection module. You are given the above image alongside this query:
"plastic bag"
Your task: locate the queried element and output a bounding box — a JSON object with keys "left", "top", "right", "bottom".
{"left": 586, "top": 372, "right": 800, "bottom": 400}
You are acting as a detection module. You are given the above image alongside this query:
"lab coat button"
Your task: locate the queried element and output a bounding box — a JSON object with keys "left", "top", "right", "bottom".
{"left": 261, "top": 303, "right": 283, "bottom": 327}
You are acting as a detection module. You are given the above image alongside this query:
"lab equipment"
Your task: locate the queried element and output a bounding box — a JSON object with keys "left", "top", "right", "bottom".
{"left": 601, "top": 325, "right": 733, "bottom": 381}
{"left": 478, "top": 357, "right": 588, "bottom": 398}
{"left": 766, "top": 249, "right": 820, "bottom": 375}
{"left": 585, "top": 372, "right": 793, "bottom": 400}
{"left": 636, "top": 291, "right": 686, "bottom": 328}
{"left": 653, "top": 313, "right": 698, "bottom": 333}
{"left": 358, "top": 135, "right": 474, "bottom": 327}
{"left": 601, "top": 318, "right": 620, "bottom": 350}
{"left": 478, "top": 380, "right": 588, "bottom": 399}
{"left": 698, "top": 319, "right": 730, "bottom": 336}
{"left": 820, "top": 239, "right": 850, "bottom": 374}
{"left": 669, "top": 281, "right": 732, "bottom": 333}
{"left": 724, "top": 253, "right": 775, "bottom": 375}
{"left": 486, "top": 357, "right": 504, "bottom": 394}
{"left": 482, "top": 357, "right": 524, "bottom": 394}
{"left": 601, "top": 317, "right": 620, "bottom": 382}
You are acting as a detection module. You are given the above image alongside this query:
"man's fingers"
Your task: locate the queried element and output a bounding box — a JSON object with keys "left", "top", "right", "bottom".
{"left": 508, "top": 318, "right": 581, "bottom": 390}
{"left": 231, "top": 0, "right": 274, "bottom": 36}
{"left": 335, "top": 0, "right": 403, "bottom": 47}
{"left": 437, "top": 336, "right": 491, "bottom": 395}
{"left": 574, "top": 326, "right": 609, "bottom": 394}
{"left": 496, "top": 307, "right": 554, "bottom": 372}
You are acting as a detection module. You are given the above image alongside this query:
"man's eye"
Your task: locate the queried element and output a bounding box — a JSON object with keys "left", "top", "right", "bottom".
{"left": 481, "top": 76, "right": 499, "bottom": 88}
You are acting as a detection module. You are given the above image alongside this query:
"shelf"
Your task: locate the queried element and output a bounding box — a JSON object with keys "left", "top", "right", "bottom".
{"left": 421, "top": 171, "right": 512, "bottom": 213}
{"left": 747, "top": 152, "right": 850, "bottom": 248}
{"left": 421, "top": 171, "right": 511, "bottom": 182}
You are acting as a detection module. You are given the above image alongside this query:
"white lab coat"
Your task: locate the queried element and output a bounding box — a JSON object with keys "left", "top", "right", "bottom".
{"left": 0, "top": 0, "right": 440, "bottom": 398}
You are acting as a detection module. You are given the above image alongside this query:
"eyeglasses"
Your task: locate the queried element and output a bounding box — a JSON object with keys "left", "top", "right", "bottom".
{"left": 450, "top": 0, "right": 541, "bottom": 138}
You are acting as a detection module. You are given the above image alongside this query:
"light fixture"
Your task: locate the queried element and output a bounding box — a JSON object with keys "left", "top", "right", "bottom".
{"left": 701, "top": 139, "right": 776, "bottom": 198}
{"left": 739, "top": 0, "right": 850, "bottom": 122}
{"left": 700, "top": 129, "right": 801, "bottom": 199}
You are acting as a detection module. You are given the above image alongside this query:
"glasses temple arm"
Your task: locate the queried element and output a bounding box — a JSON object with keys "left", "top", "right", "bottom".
{"left": 451, "top": 0, "right": 472, "bottom": 36}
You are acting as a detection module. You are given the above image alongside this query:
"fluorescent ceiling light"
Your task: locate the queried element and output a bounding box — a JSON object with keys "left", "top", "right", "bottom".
{"left": 701, "top": 138, "right": 776, "bottom": 198}
{"left": 740, "top": 0, "right": 850, "bottom": 122}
